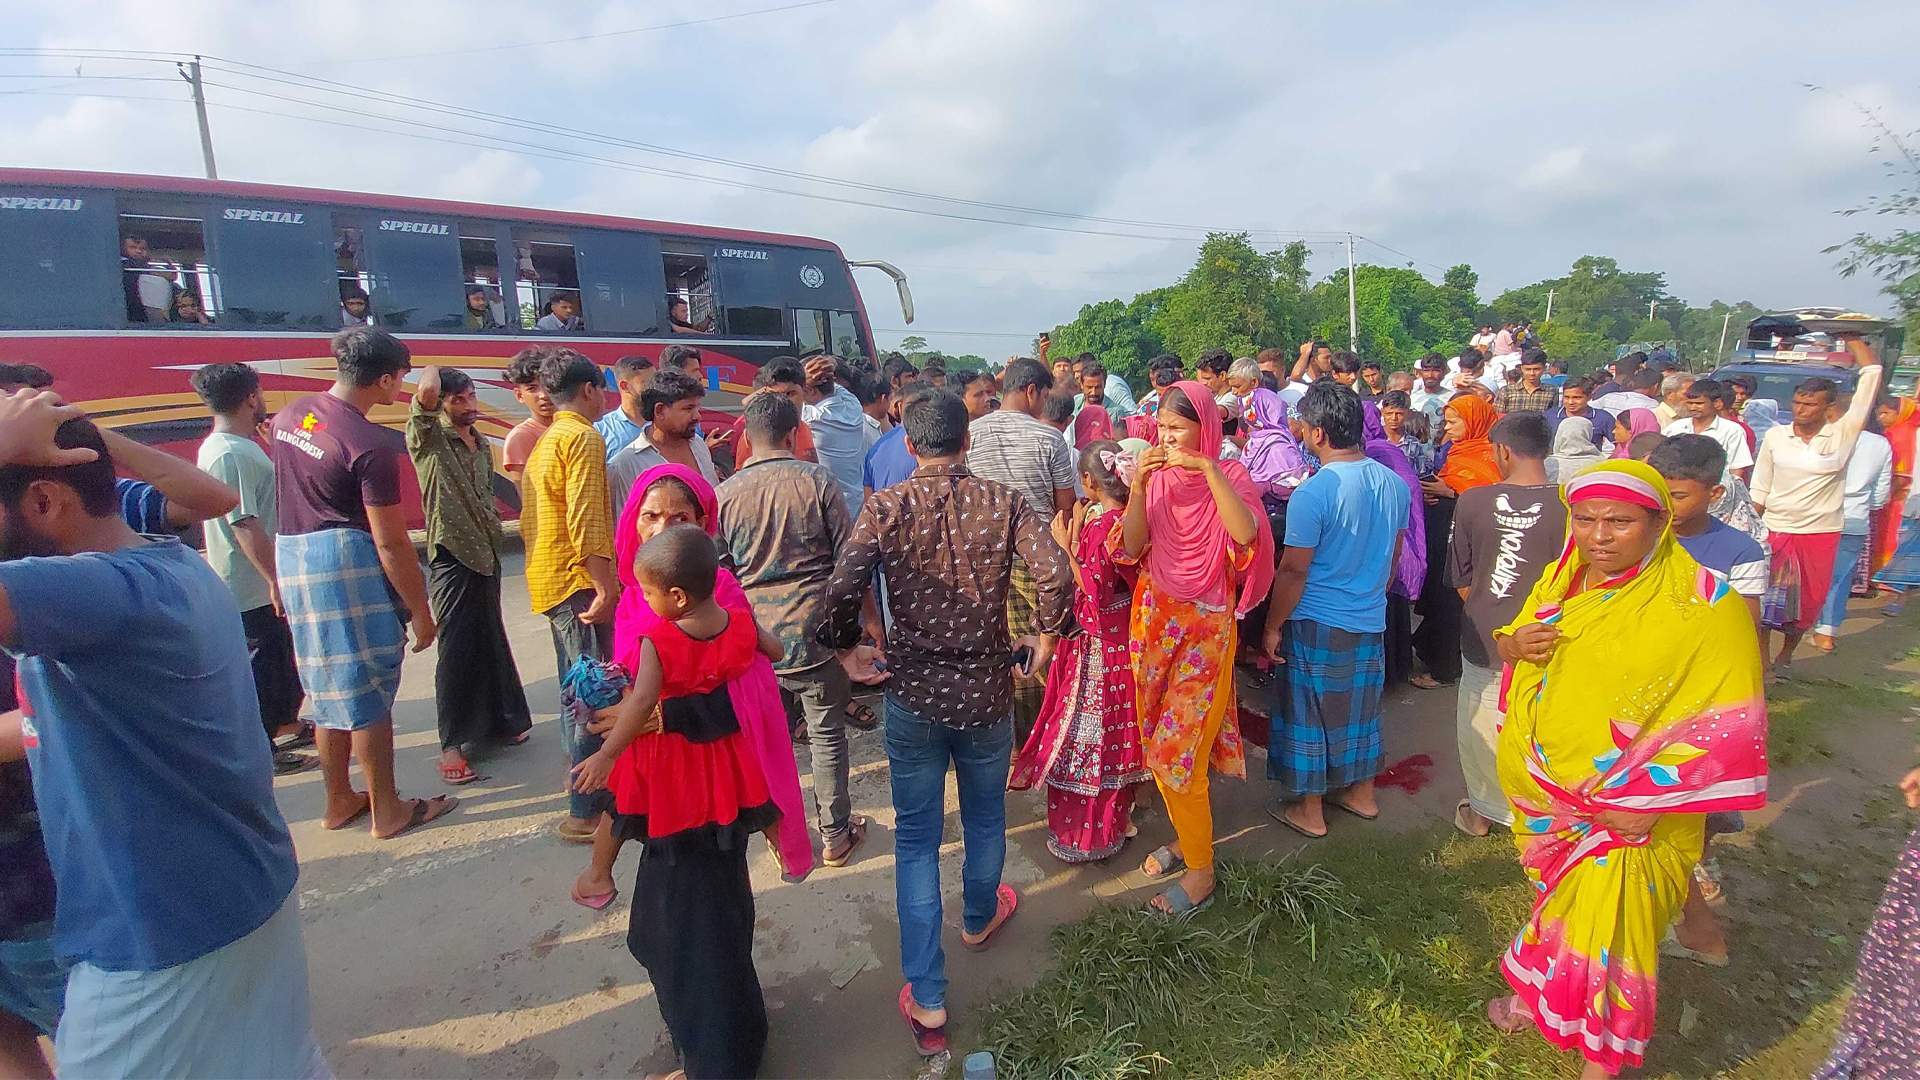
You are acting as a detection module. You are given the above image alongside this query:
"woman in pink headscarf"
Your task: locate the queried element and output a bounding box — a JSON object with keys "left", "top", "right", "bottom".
{"left": 1115, "top": 381, "right": 1273, "bottom": 916}
{"left": 571, "top": 463, "right": 813, "bottom": 909}
{"left": 1073, "top": 402, "right": 1115, "bottom": 450}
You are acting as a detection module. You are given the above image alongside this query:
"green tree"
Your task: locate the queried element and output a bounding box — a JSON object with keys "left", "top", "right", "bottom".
{"left": 1149, "top": 232, "right": 1283, "bottom": 362}
{"left": 1046, "top": 293, "right": 1167, "bottom": 389}
{"left": 1825, "top": 99, "right": 1920, "bottom": 329}
{"left": 1308, "top": 265, "right": 1472, "bottom": 368}
{"left": 896, "top": 334, "right": 928, "bottom": 353}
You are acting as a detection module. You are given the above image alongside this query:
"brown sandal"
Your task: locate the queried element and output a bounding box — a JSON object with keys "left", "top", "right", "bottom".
{"left": 822, "top": 814, "right": 869, "bottom": 867}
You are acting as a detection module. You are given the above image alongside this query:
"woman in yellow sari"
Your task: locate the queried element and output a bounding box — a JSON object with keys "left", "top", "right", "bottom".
{"left": 1487, "top": 461, "right": 1767, "bottom": 1077}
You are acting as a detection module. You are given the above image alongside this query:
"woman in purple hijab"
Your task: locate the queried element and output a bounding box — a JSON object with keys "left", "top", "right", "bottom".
{"left": 1242, "top": 389, "right": 1314, "bottom": 501}
{"left": 1363, "top": 400, "right": 1427, "bottom": 687}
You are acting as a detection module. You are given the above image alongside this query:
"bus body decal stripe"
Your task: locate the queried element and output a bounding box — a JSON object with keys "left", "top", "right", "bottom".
{"left": 0, "top": 329, "right": 793, "bottom": 348}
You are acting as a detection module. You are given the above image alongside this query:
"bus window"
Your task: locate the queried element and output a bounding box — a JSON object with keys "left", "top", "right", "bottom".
{"left": 359, "top": 212, "right": 465, "bottom": 330}
{"left": 663, "top": 246, "right": 715, "bottom": 335}
{"left": 213, "top": 203, "right": 333, "bottom": 328}
{"left": 573, "top": 229, "right": 663, "bottom": 336}
{"left": 714, "top": 248, "right": 785, "bottom": 338}
{"left": 794, "top": 308, "right": 828, "bottom": 356}
{"left": 513, "top": 231, "right": 581, "bottom": 332}
{"left": 459, "top": 233, "right": 506, "bottom": 331}
{"left": 333, "top": 221, "right": 374, "bottom": 326}
{"left": 119, "top": 212, "right": 218, "bottom": 326}
{"left": 829, "top": 309, "right": 864, "bottom": 360}
{"left": 0, "top": 192, "right": 118, "bottom": 330}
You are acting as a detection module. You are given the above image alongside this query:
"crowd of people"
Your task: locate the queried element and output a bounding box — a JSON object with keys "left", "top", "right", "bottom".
{"left": 2, "top": 323, "right": 1919, "bottom": 1079}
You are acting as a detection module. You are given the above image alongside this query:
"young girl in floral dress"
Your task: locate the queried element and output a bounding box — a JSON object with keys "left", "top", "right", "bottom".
{"left": 1011, "top": 441, "right": 1150, "bottom": 862}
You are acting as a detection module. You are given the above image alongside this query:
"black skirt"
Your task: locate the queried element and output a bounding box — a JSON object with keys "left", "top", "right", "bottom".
{"left": 1410, "top": 497, "right": 1464, "bottom": 685}
{"left": 428, "top": 547, "right": 533, "bottom": 752}
{"left": 628, "top": 831, "right": 769, "bottom": 1080}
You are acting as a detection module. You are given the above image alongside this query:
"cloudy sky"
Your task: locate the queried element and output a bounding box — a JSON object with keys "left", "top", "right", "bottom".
{"left": 4, "top": 0, "right": 1915, "bottom": 359}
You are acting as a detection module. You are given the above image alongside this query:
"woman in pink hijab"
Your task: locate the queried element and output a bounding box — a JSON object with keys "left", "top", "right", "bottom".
{"left": 1115, "top": 380, "right": 1273, "bottom": 917}
{"left": 571, "top": 463, "right": 813, "bottom": 909}
{"left": 1073, "top": 402, "right": 1115, "bottom": 450}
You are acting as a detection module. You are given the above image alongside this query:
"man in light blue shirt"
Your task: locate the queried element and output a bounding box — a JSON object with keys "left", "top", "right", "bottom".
{"left": 1409, "top": 353, "right": 1451, "bottom": 421}
{"left": 593, "top": 354, "right": 655, "bottom": 460}
{"left": 801, "top": 354, "right": 869, "bottom": 519}
{"left": 1260, "top": 382, "right": 1409, "bottom": 841}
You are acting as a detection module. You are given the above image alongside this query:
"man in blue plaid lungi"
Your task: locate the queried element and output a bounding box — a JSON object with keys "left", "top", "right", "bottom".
{"left": 1260, "top": 384, "right": 1408, "bottom": 840}
{"left": 270, "top": 328, "right": 457, "bottom": 840}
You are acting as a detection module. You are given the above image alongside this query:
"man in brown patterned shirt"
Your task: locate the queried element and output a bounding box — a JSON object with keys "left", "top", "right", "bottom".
{"left": 822, "top": 389, "right": 1071, "bottom": 1051}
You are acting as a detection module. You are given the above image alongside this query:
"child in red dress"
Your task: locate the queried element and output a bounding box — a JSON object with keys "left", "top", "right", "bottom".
{"left": 571, "top": 523, "right": 785, "bottom": 1080}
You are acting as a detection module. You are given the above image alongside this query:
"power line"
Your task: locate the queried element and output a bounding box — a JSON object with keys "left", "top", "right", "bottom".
{"left": 301, "top": 0, "right": 846, "bottom": 65}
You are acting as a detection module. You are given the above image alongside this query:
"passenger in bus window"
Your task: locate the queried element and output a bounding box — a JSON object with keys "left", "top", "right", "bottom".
{"left": 121, "top": 235, "right": 175, "bottom": 324}
{"left": 668, "top": 297, "right": 711, "bottom": 334}
{"left": 463, "top": 286, "right": 501, "bottom": 331}
{"left": 536, "top": 291, "right": 583, "bottom": 333}
{"left": 339, "top": 285, "right": 373, "bottom": 327}
{"left": 172, "top": 291, "right": 214, "bottom": 325}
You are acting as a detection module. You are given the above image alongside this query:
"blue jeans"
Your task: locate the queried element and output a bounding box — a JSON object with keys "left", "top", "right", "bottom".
{"left": 884, "top": 697, "right": 1013, "bottom": 1012}
{"left": 1816, "top": 531, "right": 1870, "bottom": 636}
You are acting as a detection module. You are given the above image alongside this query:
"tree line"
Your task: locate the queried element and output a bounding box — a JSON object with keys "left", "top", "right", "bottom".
{"left": 1041, "top": 232, "right": 1771, "bottom": 390}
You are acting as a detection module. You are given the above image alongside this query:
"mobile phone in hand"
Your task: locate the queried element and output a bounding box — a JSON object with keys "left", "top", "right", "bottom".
{"left": 1010, "top": 645, "right": 1033, "bottom": 671}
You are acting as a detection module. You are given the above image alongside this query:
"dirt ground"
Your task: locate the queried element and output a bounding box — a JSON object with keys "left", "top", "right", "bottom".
{"left": 283, "top": 551, "right": 1918, "bottom": 1078}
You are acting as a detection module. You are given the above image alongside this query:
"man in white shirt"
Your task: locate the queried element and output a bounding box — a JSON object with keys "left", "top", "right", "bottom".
{"left": 1469, "top": 326, "right": 1495, "bottom": 356}
{"left": 1592, "top": 367, "right": 1663, "bottom": 415}
{"left": 1749, "top": 337, "right": 1883, "bottom": 670}
{"left": 1661, "top": 377, "right": 1753, "bottom": 484}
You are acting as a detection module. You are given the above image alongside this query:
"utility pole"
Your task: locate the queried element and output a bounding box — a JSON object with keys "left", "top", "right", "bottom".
{"left": 1345, "top": 233, "right": 1357, "bottom": 352}
{"left": 178, "top": 57, "right": 217, "bottom": 180}
{"left": 1647, "top": 298, "right": 1656, "bottom": 326}
{"left": 1717, "top": 310, "right": 1733, "bottom": 360}
{"left": 1545, "top": 287, "right": 1555, "bottom": 324}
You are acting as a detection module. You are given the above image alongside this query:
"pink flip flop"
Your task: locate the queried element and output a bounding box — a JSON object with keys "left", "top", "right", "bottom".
{"left": 960, "top": 884, "right": 1018, "bottom": 952}
{"left": 571, "top": 883, "right": 618, "bottom": 911}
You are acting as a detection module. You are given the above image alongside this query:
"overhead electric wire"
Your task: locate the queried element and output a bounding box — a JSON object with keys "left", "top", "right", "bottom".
{"left": 301, "top": 0, "right": 847, "bottom": 65}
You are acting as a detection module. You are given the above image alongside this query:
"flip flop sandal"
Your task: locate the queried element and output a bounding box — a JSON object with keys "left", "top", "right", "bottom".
{"left": 1486, "top": 996, "right": 1534, "bottom": 1034}
{"left": 1140, "top": 845, "right": 1185, "bottom": 879}
{"left": 960, "top": 885, "right": 1019, "bottom": 952}
{"left": 272, "top": 750, "right": 318, "bottom": 776}
{"left": 323, "top": 795, "right": 371, "bottom": 831}
{"left": 570, "top": 883, "right": 619, "bottom": 911}
{"left": 1327, "top": 797, "right": 1380, "bottom": 822}
{"left": 821, "top": 814, "right": 869, "bottom": 867}
{"left": 1150, "top": 881, "right": 1213, "bottom": 918}
{"left": 377, "top": 795, "right": 458, "bottom": 841}
{"left": 439, "top": 760, "right": 485, "bottom": 786}
{"left": 898, "top": 984, "right": 948, "bottom": 1057}
{"left": 1266, "top": 799, "right": 1328, "bottom": 839}
{"left": 556, "top": 818, "right": 598, "bottom": 844}
{"left": 843, "top": 700, "right": 879, "bottom": 731}
{"left": 1453, "top": 799, "right": 1491, "bottom": 838}
{"left": 1659, "top": 929, "right": 1730, "bottom": 968}
{"left": 1409, "top": 675, "right": 1451, "bottom": 690}
{"left": 504, "top": 730, "right": 533, "bottom": 746}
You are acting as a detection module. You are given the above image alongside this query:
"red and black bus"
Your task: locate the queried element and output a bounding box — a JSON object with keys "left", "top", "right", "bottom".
{"left": 0, "top": 168, "right": 912, "bottom": 524}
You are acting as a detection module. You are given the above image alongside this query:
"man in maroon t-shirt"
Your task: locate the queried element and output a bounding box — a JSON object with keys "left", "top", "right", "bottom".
{"left": 270, "top": 327, "right": 455, "bottom": 840}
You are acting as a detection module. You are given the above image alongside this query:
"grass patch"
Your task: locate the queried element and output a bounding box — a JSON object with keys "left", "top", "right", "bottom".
{"left": 1764, "top": 676, "right": 1916, "bottom": 766}
{"left": 984, "top": 820, "right": 1912, "bottom": 1079}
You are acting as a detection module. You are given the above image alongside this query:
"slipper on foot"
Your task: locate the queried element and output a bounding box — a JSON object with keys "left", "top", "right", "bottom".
{"left": 556, "top": 819, "right": 597, "bottom": 844}
{"left": 377, "top": 795, "right": 458, "bottom": 840}
{"left": 1140, "top": 844, "right": 1185, "bottom": 879}
{"left": 1327, "top": 797, "right": 1379, "bottom": 822}
{"left": 1266, "top": 798, "right": 1328, "bottom": 839}
{"left": 1660, "top": 929, "right": 1730, "bottom": 968}
{"left": 1150, "top": 881, "right": 1213, "bottom": 917}
{"left": 822, "top": 814, "right": 869, "bottom": 868}
{"left": 323, "top": 794, "right": 371, "bottom": 831}
{"left": 960, "top": 884, "right": 1018, "bottom": 952}
{"left": 898, "top": 984, "right": 947, "bottom": 1057}
{"left": 571, "top": 883, "right": 619, "bottom": 911}
{"left": 439, "top": 761, "right": 484, "bottom": 786}
{"left": 1453, "top": 799, "right": 1491, "bottom": 838}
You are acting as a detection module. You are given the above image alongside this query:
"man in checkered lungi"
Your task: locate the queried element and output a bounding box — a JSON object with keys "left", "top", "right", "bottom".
{"left": 1260, "top": 383, "right": 1409, "bottom": 840}
{"left": 271, "top": 328, "right": 458, "bottom": 840}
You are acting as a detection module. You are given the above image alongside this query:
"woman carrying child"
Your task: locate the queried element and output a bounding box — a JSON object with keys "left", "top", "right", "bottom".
{"left": 572, "top": 523, "right": 791, "bottom": 1080}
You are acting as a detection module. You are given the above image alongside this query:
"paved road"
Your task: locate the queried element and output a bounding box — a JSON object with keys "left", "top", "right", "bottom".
{"left": 285, "top": 551, "right": 1478, "bottom": 1079}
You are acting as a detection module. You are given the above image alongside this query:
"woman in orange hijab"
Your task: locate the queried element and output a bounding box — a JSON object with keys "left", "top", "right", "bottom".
{"left": 1873, "top": 398, "right": 1919, "bottom": 576}
{"left": 1410, "top": 394, "right": 1503, "bottom": 689}
{"left": 1436, "top": 394, "right": 1503, "bottom": 494}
